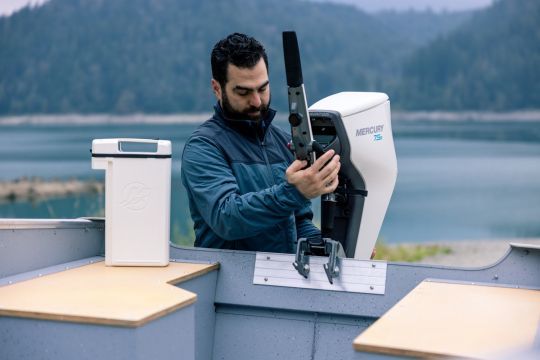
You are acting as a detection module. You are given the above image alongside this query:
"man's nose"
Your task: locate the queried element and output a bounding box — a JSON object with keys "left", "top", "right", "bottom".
{"left": 249, "top": 92, "right": 262, "bottom": 108}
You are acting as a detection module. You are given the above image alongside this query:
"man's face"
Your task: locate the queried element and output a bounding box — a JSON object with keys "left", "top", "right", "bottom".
{"left": 212, "top": 58, "right": 271, "bottom": 121}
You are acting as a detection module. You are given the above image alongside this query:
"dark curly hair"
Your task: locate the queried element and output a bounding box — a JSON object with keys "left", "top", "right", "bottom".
{"left": 211, "top": 33, "right": 269, "bottom": 87}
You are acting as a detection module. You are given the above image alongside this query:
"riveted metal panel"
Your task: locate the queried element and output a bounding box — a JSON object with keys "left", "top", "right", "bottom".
{"left": 253, "top": 252, "right": 387, "bottom": 294}
{"left": 0, "top": 219, "right": 104, "bottom": 279}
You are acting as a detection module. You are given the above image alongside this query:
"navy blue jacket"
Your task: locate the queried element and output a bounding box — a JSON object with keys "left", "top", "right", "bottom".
{"left": 181, "top": 104, "right": 320, "bottom": 253}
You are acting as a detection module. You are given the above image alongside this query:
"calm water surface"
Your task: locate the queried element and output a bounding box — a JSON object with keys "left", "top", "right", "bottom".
{"left": 1, "top": 120, "right": 539, "bottom": 244}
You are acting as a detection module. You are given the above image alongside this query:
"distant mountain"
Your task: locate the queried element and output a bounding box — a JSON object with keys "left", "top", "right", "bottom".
{"left": 0, "top": 0, "right": 411, "bottom": 114}
{"left": 373, "top": 9, "right": 473, "bottom": 47}
{"left": 0, "top": 0, "right": 537, "bottom": 114}
{"left": 397, "top": 0, "right": 540, "bottom": 110}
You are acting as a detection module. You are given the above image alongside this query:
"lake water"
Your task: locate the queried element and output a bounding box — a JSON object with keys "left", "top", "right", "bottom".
{"left": 1, "top": 119, "right": 539, "bottom": 245}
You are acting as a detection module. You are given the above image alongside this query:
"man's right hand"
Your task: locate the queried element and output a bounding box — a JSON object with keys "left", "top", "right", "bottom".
{"left": 286, "top": 149, "right": 341, "bottom": 199}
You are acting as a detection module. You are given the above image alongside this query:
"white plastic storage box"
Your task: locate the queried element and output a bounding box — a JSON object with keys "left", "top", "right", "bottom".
{"left": 91, "top": 138, "right": 171, "bottom": 266}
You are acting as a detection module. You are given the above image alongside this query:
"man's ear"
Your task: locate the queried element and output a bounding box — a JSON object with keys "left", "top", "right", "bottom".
{"left": 211, "top": 79, "right": 222, "bottom": 100}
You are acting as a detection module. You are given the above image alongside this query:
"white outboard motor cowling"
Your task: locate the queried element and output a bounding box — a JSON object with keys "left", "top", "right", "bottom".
{"left": 309, "top": 92, "right": 398, "bottom": 259}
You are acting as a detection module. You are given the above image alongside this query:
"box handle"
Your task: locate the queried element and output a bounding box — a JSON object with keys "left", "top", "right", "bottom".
{"left": 118, "top": 141, "right": 158, "bottom": 153}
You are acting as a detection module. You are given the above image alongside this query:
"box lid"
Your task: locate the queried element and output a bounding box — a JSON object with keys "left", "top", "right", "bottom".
{"left": 91, "top": 138, "right": 171, "bottom": 158}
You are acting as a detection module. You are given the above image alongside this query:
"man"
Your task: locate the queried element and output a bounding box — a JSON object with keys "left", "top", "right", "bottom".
{"left": 181, "top": 33, "right": 340, "bottom": 253}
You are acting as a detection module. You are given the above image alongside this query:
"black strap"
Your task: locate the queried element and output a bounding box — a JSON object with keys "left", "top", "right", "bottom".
{"left": 348, "top": 189, "right": 368, "bottom": 197}
{"left": 91, "top": 152, "right": 171, "bottom": 159}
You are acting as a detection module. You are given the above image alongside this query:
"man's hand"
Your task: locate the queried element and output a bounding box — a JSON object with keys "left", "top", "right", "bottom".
{"left": 286, "top": 149, "right": 341, "bottom": 199}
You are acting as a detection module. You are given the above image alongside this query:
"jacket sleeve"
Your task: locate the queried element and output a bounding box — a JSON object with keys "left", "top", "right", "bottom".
{"left": 181, "top": 136, "right": 310, "bottom": 241}
{"left": 295, "top": 205, "right": 321, "bottom": 240}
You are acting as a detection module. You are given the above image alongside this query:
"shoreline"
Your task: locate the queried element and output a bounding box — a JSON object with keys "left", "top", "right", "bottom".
{"left": 1, "top": 110, "right": 540, "bottom": 125}
{"left": 381, "top": 239, "right": 540, "bottom": 267}
{"left": 0, "top": 113, "right": 212, "bottom": 126}
{"left": 0, "top": 178, "right": 104, "bottom": 202}
{"left": 391, "top": 110, "right": 540, "bottom": 122}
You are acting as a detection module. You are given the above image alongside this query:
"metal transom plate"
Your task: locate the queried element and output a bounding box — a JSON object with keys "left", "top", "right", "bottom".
{"left": 254, "top": 253, "right": 387, "bottom": 294}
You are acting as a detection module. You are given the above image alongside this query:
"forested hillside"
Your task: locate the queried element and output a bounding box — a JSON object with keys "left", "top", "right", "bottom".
{"left": 0, "top": 0, "right": 538, "bottom": 113}
{"left": 0, "top": 0, "right": 408, "bottom": 114}
{"left": 398, "top": 0, "right": 540, "bottom": 110}
{"left": 373, "top": 9, "right": 473, "bottom": 47}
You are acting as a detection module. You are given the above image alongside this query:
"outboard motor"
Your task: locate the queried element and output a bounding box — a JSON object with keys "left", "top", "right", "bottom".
{"left": 309, "top": 92, "right": 398, "bottom": 259}
{"left": 283, "top": 31, "right": 397, "bottom": 282}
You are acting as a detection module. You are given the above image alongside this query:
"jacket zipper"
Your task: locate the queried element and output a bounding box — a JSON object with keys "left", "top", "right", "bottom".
{"left": 259, "top": 137, "right": 275, "bottom": 186}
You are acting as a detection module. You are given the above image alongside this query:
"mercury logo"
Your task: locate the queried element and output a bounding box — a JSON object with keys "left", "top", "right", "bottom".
{"left": 120, "top": 182, "right": 151, "bottom": 211}
{"left": 356, "top": 124, "right": 384, "bottom": 137}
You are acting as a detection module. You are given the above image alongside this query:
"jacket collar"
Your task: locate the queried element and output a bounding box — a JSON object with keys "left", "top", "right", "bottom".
{"left": 213, "top": 103, "right": 277, "bottom": 141}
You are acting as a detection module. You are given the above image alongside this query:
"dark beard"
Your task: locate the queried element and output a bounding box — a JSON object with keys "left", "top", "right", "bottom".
{"left": 221, "top": 89, "right": 271, "bottom": 121}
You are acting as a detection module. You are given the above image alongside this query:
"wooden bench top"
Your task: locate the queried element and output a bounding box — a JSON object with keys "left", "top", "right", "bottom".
{"left": 354, "top": 280, "right": 540, "bottom": 359}
{"left": 0, "top": 261, "right": 219, "bottom": 327}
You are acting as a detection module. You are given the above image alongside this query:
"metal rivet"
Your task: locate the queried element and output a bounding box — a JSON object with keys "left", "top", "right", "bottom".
{"left": 264, "top": 277, "right": 268, "bottom": 282}
{"left": 371, "top": 264, "right": 376, "bottom": 268}
{"left": 493, "top": 274, "right": 499, "bottom": 280}
{"left": 370, "top": 286, "right": 374, "bottom": 290}
{"left": 266, "top": 256, "right": 271, "bottom": 260}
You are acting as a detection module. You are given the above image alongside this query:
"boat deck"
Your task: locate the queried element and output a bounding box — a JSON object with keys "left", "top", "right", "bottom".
{"left": 0, "top": 219, "right": 539, "bottom": 359}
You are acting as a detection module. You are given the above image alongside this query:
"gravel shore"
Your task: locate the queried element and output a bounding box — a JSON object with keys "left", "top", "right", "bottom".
{"left": 0, "top": 178, "right": 104, "bottom": 201}
{"left": 407, "top": 238, "right": 540, "bottom": 267}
